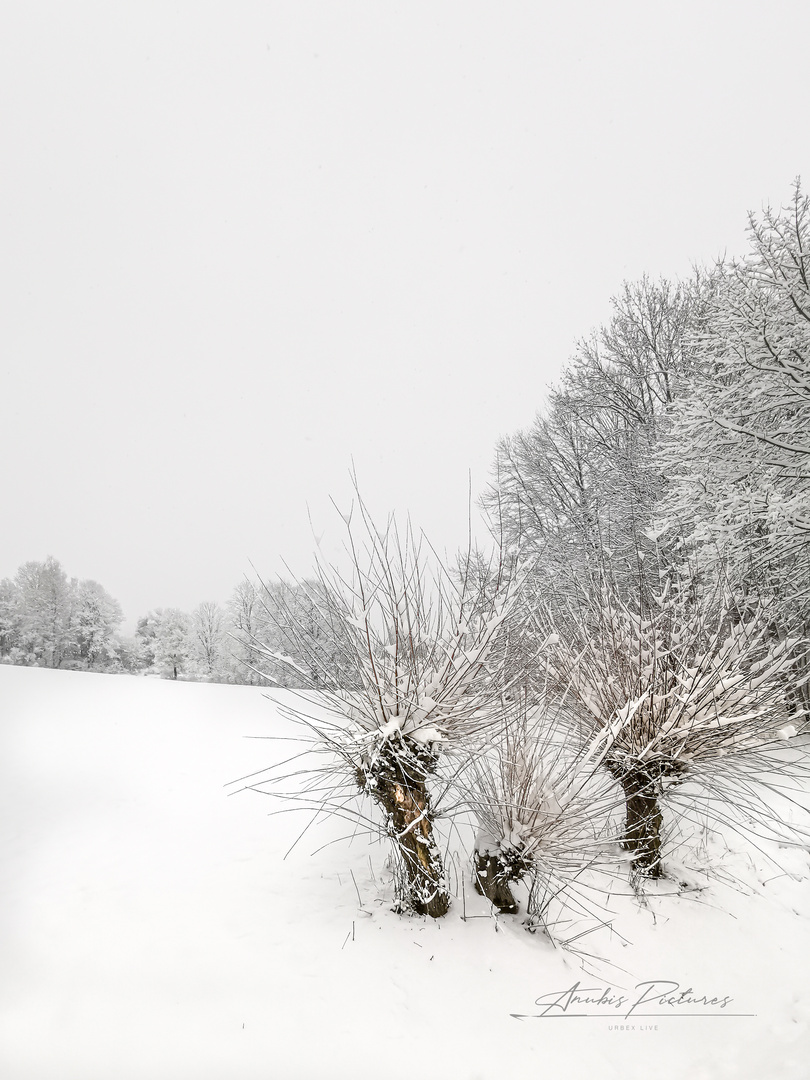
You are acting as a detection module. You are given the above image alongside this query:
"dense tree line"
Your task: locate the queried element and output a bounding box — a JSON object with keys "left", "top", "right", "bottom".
{"left": 481, "top": 180, "right": 809, "bottom": 710}
{"left": 0, "top": 557, "right": 126, "bottom": 671}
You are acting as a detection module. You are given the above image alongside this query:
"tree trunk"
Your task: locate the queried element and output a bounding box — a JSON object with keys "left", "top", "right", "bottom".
{"left": 618, "top": 767, "right": 663, "bottom": 878}
{"left": 790, "top": 622, "right": 810, "bottom": 727}
{"left": 366, "top": 756, "right": 449, "bottom": 918}
{"left": 473, "top": 847, "right": 519, "bottom": 913}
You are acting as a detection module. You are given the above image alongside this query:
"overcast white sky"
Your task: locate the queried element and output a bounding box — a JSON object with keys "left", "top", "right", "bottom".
{"left": 2, "top": 2, "right": 808, "bottom": 629}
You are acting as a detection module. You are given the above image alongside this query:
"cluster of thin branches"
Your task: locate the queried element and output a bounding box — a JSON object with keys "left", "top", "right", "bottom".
{"left": 538, "top": 574, "right": 805, "bottom": 768}
{"left": 249, "top": 501, "right": 524, "bottom": 749}
{"left": 458, "top": 695, "right": 626, "bottom": 937}
{"left": 525, "top": 564, "right": 809, "bottom": 879}
{"left": 233, "top": 496, "right": 538, "bottom": 917}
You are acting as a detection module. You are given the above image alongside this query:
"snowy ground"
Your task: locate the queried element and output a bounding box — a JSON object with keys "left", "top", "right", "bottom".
{"left": 2, "top": 665, "right": 809, "bottom": 1079}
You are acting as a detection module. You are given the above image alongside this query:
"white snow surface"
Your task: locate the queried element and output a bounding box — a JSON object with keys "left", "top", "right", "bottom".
{"left": 2, "top": 665, "right": 810, "bottom": 1079}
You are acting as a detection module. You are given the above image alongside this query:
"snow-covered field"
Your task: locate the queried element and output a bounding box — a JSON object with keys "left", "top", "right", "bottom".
{"left": 2, "top": 665, "right": 809, "bottom": 1079}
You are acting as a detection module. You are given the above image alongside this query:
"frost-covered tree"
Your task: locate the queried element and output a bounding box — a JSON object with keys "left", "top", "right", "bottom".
{"left": 484, "top": 274, "right": 706, "bottom": 610}
{"left": 113, "top": 634, "right": 144, "bottom": 674}
{"left": 139, "top": 608, "right": 192, "bottom": 679}
{"left": 190, "top": 600, "right": 229, "bottom": 680}
{"left": 229, "top": 576, "right": 353, "bottom": 688}
{"left": 535, "top": 569, "right": 803, "bottom": 879}
{"left": 135, "top": 613, "right": 159, "bottom": 669}
{"left": 461, "top": 696, "right": 623, "bottom": 929}
{"left": 0, "top": 577, "right": 21, "bottom": 660}
{"left": 73, "top": 579, "right": 124, "bottom": 669}
{"left": 234, "top": 501, "right": 524, "bottom": 918}
{"left": 655, "top": 179, "right": 810, "bottom": 712}
{"left": 227, "top": 580, "right": 269, "bottom": 684}
{"left": 0, "top": 560, "right": 126, "bottom": 671}
{"left": 13, "top": 557, "right": 76, "bottom": 667}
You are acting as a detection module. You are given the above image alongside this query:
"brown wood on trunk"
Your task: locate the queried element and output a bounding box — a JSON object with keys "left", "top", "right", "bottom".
{"left": 371, "top": 766, "right": 450, "bottom": 918}
{"left": 619, "top": 767, "right": 663, "bottom": 878}
{"left": 474, "top": 849, "right": 519, "bottom": 913}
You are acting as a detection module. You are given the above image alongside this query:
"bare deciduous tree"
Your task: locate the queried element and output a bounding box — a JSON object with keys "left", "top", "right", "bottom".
{"left": 232, "top": 495, "right": 524, "bottom": 918}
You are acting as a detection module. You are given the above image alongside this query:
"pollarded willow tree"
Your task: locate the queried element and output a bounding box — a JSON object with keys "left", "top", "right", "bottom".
{"left": 460, "top": 693, "right": 627, "bottom": 932}
{"left": 534, "top": 566, "right": 806, "bottom": 879}
{"left": 233, "top": 497, "right": 527, "bottom": 918}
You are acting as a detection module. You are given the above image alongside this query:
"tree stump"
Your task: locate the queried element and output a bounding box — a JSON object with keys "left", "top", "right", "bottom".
{"left": 474, "top": 847, "right": 519, "bottom": 913}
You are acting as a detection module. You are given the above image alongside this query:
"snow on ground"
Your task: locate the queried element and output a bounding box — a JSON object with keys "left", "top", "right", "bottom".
{"left": 2, "top": 665, "right": 809, "bottom": 1079}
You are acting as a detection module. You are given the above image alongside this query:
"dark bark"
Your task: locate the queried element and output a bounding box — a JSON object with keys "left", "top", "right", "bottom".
{"left": 617, "top": 766, "right": 663, "bottom": 878}
{"left": 359, "top": 744, "right": 449, "bottom": 918}
{"left": 381, "top": 774, "right": 449, "bottom": 918}
{"left": 473, "top": 848, "right": 519, "bottom": 913}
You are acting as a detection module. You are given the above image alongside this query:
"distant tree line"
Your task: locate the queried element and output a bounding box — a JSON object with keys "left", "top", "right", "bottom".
{"left": 0, "top": 557, "right": 336, "bottom": 686}
{"left": 133, "top": 578, "right": 341, "bottom": 685}
{"left": 0, "top": 557, "right": 125, "bottom": 671}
